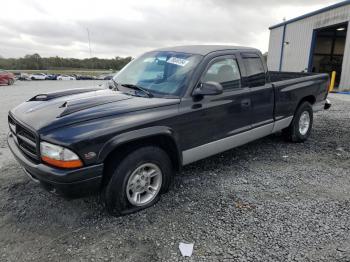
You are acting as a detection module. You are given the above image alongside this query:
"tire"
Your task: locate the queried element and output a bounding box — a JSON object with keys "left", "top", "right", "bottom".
{"left": 8, "top": 79, "right": 14, "bottom": 85}
{"left": 283, "top": 101, "right": 313, "bottom": 142}
{"left": 104, "top": 146, "right": 174, "bottom": 216}
{"left": 31, "top": 77, "right": 35, "bottom": 80}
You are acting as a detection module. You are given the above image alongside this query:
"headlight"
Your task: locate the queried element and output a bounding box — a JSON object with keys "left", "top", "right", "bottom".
{"left": 40, "top": 142, "right": 83, "bottom": 169}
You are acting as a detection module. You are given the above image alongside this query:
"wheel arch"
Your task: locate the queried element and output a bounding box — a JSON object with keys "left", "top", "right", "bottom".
{"left": 99, "top": 126, "right": 182, "bottom": 184}
{"left": 296, "top": 95, "right": 316, "bottom": 110}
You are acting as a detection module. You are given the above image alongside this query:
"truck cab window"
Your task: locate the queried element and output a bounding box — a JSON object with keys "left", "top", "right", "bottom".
{"left": 202, "top": 58, "right": 241, "bottom": 90}
{"left": 242, "top": 53, "right": 266, "bottom": 87}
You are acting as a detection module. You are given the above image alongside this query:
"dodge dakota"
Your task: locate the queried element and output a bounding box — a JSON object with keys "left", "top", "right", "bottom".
{"left": 8, "top": 45, "right": 331, "bottom": 215}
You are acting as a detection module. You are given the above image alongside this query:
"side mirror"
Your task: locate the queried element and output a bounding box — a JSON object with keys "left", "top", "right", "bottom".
{"left": 193, "top": 81, "right": 223, "bottom": 96}
{"left": 107, "top": 80, "right": 114, "bottom": 89}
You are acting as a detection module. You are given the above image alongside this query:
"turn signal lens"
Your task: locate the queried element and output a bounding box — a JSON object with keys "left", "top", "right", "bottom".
{"left": 40, "top": 142, "right": 83, "bottom": 169}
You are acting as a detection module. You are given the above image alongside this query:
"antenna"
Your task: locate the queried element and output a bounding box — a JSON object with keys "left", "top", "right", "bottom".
{"left": 86, "top": 28, "right": 95, "bottom": 86}
{"left": 86, "top": 28, "right": 92, "bottom": 58}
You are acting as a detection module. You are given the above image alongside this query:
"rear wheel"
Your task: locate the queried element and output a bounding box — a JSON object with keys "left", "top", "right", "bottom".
{"left": 283, "top": 101, "right": 313, "bottom": 142}
{"left": 103, "top": 146, "right": 173, "bottom": 216}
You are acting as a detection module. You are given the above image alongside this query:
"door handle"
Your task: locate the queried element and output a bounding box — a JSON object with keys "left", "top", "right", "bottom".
{"left": 241, "top": 99, "right": 251, "bottom": 108}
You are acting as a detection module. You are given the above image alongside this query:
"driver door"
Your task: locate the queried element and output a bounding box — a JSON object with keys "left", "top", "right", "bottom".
{"left": 178, "top": 55, "right": 252, "bottom": 163}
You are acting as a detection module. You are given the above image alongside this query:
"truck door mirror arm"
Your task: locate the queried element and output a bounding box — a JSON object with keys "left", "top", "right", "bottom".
{"left": 192, "top": 81, "right": 223, "bottom": 97}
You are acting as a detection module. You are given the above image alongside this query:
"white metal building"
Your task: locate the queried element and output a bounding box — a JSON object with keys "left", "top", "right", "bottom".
{"left": 267, "top": 1, "right": 350, "bottom": 90}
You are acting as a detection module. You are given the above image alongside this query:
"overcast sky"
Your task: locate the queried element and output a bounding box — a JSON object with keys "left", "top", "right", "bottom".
{"left": 0, "top": 0, "right": 339, "bottom": 58}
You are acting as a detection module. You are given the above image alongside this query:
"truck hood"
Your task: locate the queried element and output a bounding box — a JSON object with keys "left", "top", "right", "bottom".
{"left": 10, "top": 88, "right": 180, "bottom": 132}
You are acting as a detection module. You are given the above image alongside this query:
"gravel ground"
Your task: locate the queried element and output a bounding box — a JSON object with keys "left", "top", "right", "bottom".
{"left": 0, "top": 81, "right": 349, "bottom": 261}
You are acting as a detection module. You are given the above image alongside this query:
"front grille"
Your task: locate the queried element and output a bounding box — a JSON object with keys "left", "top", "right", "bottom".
{"left": 8, "top": 114, "right": 40, "bottom": 163}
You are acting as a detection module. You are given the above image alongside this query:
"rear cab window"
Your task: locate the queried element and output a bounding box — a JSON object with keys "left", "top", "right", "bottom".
{"left": 241, "top": 53, "right": 266, "bottom": 87}
{"left": 201, "top": 57, "right": 242, "bottom": 91}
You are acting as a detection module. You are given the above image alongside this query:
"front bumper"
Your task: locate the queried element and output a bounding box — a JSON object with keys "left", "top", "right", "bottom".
{"left": 8, "top": 133, "right": 104, "bottom": 197}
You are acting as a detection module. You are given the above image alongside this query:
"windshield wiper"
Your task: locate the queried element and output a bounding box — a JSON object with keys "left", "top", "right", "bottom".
{"left": 111, "top": 79, "right": 119, "bottom": 90}
{"left": 121, "top": 83, "right": 153, "bottom": 98}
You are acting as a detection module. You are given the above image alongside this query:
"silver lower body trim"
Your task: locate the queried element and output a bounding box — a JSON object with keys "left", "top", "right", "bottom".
{"left": 272, "top": 116, "right": 293, "bottom": 133}
{"left": 182, "top": 117, "right": 293, "bottom": 165}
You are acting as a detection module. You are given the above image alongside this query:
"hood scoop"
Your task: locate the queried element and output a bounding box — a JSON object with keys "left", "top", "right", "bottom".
{"left": 59, "top": 101, "right": 68, "bottom": 108}
{"left": 29, "top": 88, "right": 103, "bottom": 101}
{"left": 59, "top": 95, "right": 131, "bottom": 117}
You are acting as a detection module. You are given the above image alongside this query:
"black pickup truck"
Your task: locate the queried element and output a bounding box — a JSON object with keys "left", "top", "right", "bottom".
{"left": 8, "top": 45, "right": 331, "bottom": 215}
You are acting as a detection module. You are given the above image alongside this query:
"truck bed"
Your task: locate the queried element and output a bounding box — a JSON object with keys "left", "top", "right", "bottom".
{"left": 269, "top": 71, "right": 329, "bottom": 121}
{"left": 269, "top": 71, "right": 316, "bottom": 82}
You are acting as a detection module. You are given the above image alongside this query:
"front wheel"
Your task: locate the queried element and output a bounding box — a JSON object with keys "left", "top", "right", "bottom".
{"left": 8, "top": 79, "right": 14, "bottom": 85}
{"left": 103, "top": 146, "right": 174, "bottom": 216}
{"left": 283, "top": 101, "right": 313, "bottom": 142}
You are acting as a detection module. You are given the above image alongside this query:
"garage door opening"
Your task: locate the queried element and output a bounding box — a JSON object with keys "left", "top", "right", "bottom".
{"left": 309, "top": 22, "right": 348, "bottom": 87}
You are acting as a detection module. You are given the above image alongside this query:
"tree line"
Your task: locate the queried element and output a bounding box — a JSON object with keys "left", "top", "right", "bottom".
{"left": 0, "top": 54, "right": 132, "bottom": 70}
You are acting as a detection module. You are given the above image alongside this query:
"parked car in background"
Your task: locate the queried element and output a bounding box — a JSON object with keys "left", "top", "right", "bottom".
{"left": 57, "top": 75, "right": 76, "bottom": 80}
{"left": 96, "top": 74, "right": 107, "bottom": 80}
{"left": 45, "top": 74, "right": 60, "bottom": 80}
{"left": 13, "top": 72, "right": 21, "bottom": 80}
{"left": 18, "top": 73, "right": 32, "bottom": 81}
{"left": 96, "top": 73, "right": 114, "bottom": 80}
{"left": 30, "top": 73, "right": 47, "bottom": 80}
{"left": 0, "top": 70, "right": 15, "bottom": 85}
{"left": 103, "top": 74, "right": 114, "bottom": 80}
{"left": 76, "top": 75, "right": 96, "bottom": 80}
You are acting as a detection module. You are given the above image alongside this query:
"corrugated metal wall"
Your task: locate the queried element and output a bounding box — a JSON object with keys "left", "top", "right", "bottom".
{"left": 341, "top": 25, "right": 350, "bottom": 89}
{"left": 267, "top": 4, "right": 350, "bottom": 90}
{"left": 267, "top": 26, "right": 284, "bottom": 70}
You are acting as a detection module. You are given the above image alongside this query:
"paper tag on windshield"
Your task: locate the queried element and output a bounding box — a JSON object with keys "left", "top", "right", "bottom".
{"left": 167, "top": 57, "right": 189, "bottom": 67}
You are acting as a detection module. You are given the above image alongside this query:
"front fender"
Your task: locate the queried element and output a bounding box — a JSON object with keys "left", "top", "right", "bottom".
{"left": 97, "top": 126, "right": 182, "bottom": 164}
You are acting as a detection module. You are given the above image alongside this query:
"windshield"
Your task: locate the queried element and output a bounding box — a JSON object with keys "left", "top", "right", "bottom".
{"left": 113, "top": 51, "right": 203, "bottom": 97}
